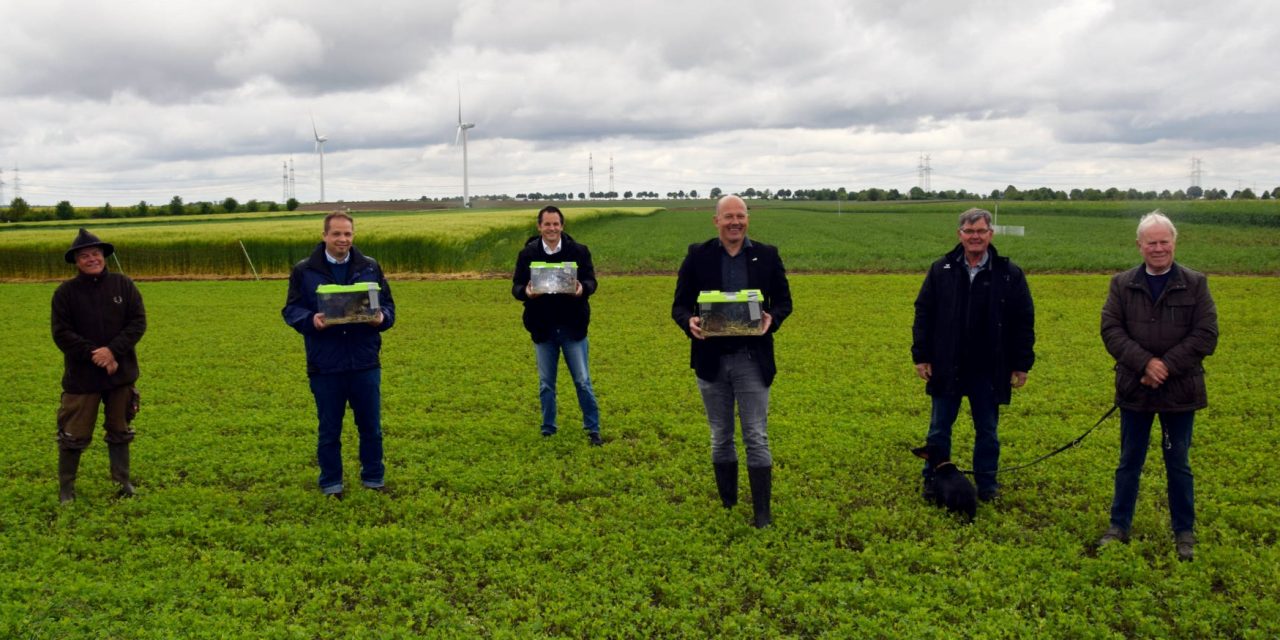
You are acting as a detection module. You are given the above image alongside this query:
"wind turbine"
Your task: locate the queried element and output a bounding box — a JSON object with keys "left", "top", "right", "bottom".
{"left": 312, "top": 115, "right": 328, "bottom": 202}
{"left": 455, "top": 86, "right": 476, "bottom": 208}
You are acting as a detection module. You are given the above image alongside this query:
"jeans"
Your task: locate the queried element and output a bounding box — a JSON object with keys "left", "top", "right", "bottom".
{"left": 697, "top": 350, "right": 772, "bottom": 468}
{"left": 923, "top": 377, "right": 1000, "bottom": 494}
{"left": 1108, "top": 409, "right": 1195, "bottom": 533}
{"left": 534, "top": 328, "right": 600, "bottom": 435}
{"left": 309, "top": 368, "right": 385, "bottom": 494}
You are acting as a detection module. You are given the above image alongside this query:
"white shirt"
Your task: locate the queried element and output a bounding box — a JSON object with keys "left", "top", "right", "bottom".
{"left": 541, "top": 239, "right": 562, "bottom": 255}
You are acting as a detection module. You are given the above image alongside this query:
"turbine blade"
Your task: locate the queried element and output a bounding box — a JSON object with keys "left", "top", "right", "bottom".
{"left": 454, "top": 126, "right": 461, "bottom": 145}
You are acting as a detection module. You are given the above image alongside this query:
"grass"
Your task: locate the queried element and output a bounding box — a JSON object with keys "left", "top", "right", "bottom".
{"left": 2, "top": 275, "right": 1277, "bottom": 638}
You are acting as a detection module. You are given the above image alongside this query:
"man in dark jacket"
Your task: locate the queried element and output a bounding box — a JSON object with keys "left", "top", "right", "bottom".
{"left": 912, "top": 208, "right": 1035, "bottom": 502}
{"left": 282, "top": 212, "right": 396, "bottom": 499}
{"left": 51, "top": 228, "right": 146, "bottom": 502}
{"left": 511, "top": 206, "right": 601, "bottom": 445}
{"left": 1097, "top": 211, "right": 1217, "bottom": 562}
{"left": 672, "top": 195, "right": 793, "bottom": 528}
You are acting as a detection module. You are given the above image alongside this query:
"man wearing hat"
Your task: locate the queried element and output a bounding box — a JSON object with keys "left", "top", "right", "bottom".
{"left": 51, "top": 228, "right": 147, "bottom": 502}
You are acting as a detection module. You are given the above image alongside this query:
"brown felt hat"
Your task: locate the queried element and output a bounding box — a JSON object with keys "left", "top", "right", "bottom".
{"left": 64, "top": 228, "right": 115, "bottom": 263}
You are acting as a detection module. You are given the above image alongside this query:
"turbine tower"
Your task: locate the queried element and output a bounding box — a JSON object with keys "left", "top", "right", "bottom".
{"left": 455, "top": 85, "right": 476, "bottom": 208}
{"left": 312, "top": 116, "right": 328, "bottom": 202}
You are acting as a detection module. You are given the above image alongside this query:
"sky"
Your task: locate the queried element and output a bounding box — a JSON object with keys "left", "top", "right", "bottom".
{"left": 1, "top": 0, "right": 1278, "bottom": 206}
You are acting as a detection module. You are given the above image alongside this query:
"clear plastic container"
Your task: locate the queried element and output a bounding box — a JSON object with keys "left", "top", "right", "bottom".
{"left": 530, "top": 262, "right": 579, "bottom": 295}
{"left": 316, "top": 282, "right": 382, "bottom": 324}
{"left": 697, "top": 289, "right": 763, "bottom": 337}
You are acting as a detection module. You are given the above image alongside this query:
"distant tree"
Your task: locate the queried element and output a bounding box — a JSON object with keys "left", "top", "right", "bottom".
{"left": 199, "top": 202, "right": 213, "bottom": 215}
{"left": 222, "top": 197, "right": 239, "bottom": 213}
{"left": 268, "top": 202, "right": 280, "bottom": 211}
{"left": 709, "top": 187, "right": 723, "bottom": 199}
{"left": 1263, "top": 190, "right": 1272, "bottom": 200}
{"left": 1173, "top": 189, "right": 1186, "bottom": 200}
{"left": 94, "top": 202, "right": 116, "bottom": 219}
{"left": 623, "top": 190, "right": 633, "bottom": 199}
{"left": 55, "top": 200, "right": 75, "bottom": 220}
{"left": 286, "top": 197, "right": 299, "bottom": 211}
{"left": 689, "top": 189, "right": 698, "bottom": 199}
{"left": 1158, "top": 189, "right": 1173, "bottom": 200}
{"left": 1236, "top": 188, "right": 1257, "bottom": 199}
{"left": 1272, "top": 186, "right": 1280, "bottom": 199}
{"left": 577, "top": 192, "right": 585, "bottom": 200}
{"left": 909, "top": 186, "right": 926, "bottom": 199}
{"left": 135, "top": 200, "right": 150, "bottom": 217}
{"left": 168, "top": 195, "right": 184, "bottom": 216}
{"left": 6, "top": 197, "right": 29, "bottom": 221}
{"left": 1186, "top": 185, "right": 1204, "bottom": 199}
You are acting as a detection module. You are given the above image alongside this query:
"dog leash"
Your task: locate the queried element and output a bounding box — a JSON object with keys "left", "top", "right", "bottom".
{"left": 960, "top": 402, "right": 1119, "bottom": 476}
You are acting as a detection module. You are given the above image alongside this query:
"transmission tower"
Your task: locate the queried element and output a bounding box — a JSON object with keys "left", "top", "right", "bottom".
{"left": 13, "top": 166, "right": 20, "bottom": 201}
{"left": 609, "top": 155, "right": 615, "bottom": 194}
{"left": 289, "top": 158, "right": 296, "bottom": 199}
{"left": 282, "top": 161, "right": 289, "bottom": 201}
{"left": 1189, "top": 157, "right": 1203, "bottom": 188}
{"left": 0, "top": 168, "right": 6, "bottom": 205}
{"left": 917, "top": 154, "right": 931, "bottom": 192}
{"left": 588, "top": 154, "right": 595, "bottom": 196}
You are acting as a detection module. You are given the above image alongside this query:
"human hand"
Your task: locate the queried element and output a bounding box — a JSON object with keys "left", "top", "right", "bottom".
{"left": 689, "top": 316, "right": 705, "bottom": 340}
{"left": 572, "top": 281, "right": 583, "bottom": 297}
{"left": 106, "top": 361, "right": 118, "bottom": 375}
{"left": 1140, "top": 374, "right": 1161, "bottom": 389}
{"left": 526, "top": 282, "right": 542, "bottom": 299}
{"left": 759, "top": 311, "right": 773, "bottom": 334}
{"left": 366, "top": 310, "right": 384, "bottom": 327}
{"left": 915, "top": 363, "right": 932, "bottom": 381}
{"left": 1144, "top": 358, "right": 1169, "bottom": 385}
{"left": 1011, "top": 371, "right": 1028, "bottom": 388}
{"left": 313, "top": 313, "right": 328, "bottom": 331}
{"left": 91, "top": 347, "right": 116, "bottom": 369}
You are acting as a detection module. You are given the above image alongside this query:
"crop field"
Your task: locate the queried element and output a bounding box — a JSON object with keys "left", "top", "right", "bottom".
{"left": 0, "top": 207, "right": 659, "bottom": 280}
{"left": 5, "top": 200, "right": 1279, "bottom": 281}
{"left": 2, "top": 273, "right": 1278, "bottom": 638}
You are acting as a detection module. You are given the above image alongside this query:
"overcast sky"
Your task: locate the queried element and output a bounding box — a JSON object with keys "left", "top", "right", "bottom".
{"left": 2, "top": 0, "right": 1278, "bottom": 206}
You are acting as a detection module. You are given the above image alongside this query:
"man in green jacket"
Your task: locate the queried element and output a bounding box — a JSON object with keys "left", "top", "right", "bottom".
{"left": 1098, "top": 211, "right": 1218, "bottom": 561}
{"left": 51, "top": 228, "right": 147, "bottom": 503}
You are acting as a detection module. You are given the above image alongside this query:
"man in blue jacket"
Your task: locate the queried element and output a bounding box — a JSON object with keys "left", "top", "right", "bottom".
{"left": 511, "top": 206, "right": 602, "bottom": 445}
{"left": 282, "top": 212, "right": 395, "bottom": 499}
{"left": 672, "top": 195, "right": 793, "bottom": 528}
{"left": 912, "top": 208, "right": 1035, "bottom": 503}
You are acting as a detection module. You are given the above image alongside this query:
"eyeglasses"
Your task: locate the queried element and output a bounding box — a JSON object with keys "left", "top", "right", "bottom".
{"left": 960, "top": 227, "right": 992, "bottom": 236}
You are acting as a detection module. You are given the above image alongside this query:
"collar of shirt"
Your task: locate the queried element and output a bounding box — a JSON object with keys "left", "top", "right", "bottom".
{"left": 716, "top": 237, "right": 753, "bottom": 254}
{"left": 965, "top": 250, "right": 989, "bottom": 282}
{"left": 325, "top": 250, "right": 350, "bottom": 265}
{"left": 541, "top": 239, "right": 562, "bottom": 255}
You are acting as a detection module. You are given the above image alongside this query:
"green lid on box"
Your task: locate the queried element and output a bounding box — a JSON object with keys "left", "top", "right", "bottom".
{"left": 530, "top": 262, "right": 578, "bottom": 268}
{"left": 697, "top": 289, "right": 762, "bottom": 303}
{"left": 316, "top": 282, "right": 381, "bottom": 294}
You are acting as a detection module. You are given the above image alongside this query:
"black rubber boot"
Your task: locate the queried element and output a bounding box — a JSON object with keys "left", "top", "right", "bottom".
{"left": 713, "top": 462, "right": 738, "bottom": 508}
{"left": 748, "top": 466, "right": 772, "bottom": 528}
{"left": 107, "top": 443, "right": 135, "bottom": 498}
{"left": 58, "top": 449, "right": 82, "bottom": 504}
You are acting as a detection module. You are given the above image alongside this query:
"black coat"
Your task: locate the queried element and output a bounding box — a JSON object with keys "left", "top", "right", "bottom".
{"left": 511, "top": 233, "right": 597, "bottom": 343}
{"left": 911, "top": 243, "right": 1035, "bottom": 404}
{"left": 51, "top": 269, "right": 147, "bottom": 394}
{"left": 1101, "top": 263, "right": 1217, "bottom": 412}
{"left": 671, "top": 238, "right": 793, "bottom": 386}
{"left": 282, "top": 244, "right": 396, "bottom": 376}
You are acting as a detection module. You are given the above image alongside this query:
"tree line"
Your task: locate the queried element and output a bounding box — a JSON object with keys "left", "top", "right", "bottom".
{"left": 1, "top": 196, "right": 301, "bottom": 223}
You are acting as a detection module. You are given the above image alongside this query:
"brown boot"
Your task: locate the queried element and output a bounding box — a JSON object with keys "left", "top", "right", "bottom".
{"left": 107, "top": 443, "right": 135, "bottom": 498}
{"left": 58, "top": 449, "right": 82, "bottom": 503}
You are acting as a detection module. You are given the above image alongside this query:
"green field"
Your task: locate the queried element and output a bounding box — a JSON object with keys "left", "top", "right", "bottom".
{"left": 2, "top": 275, "right": 1277, "bottom": 638}
{"left": 4, "top": 200, "right": 1280, "bottom": 280}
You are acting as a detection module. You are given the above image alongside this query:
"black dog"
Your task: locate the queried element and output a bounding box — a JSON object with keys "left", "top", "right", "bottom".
{"left": 913, "top": 445, "right": 977, "bottom": 522}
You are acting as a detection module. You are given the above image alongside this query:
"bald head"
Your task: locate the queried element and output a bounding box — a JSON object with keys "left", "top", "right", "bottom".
{"left": 713, "top": 194, "right": 749, "bottom": 251}
{"left": 716, "top": 194, "right": 747, "bottom": 215}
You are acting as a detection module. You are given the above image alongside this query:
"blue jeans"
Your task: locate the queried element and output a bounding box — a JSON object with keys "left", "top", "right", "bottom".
{"left": 309, "top": 368, "right": 385, "bottom": 494}
{"left": 534, "top": 328, "right": 600, "bottom": 435}
{"left": 697, "top": 350, "right": 772, "bottom": 468}
{"left": 1109, "top": 409, "right": 1195, "bottom": 533}
{"left": 923, "top": 377, "right": 1000, "bottom": 494}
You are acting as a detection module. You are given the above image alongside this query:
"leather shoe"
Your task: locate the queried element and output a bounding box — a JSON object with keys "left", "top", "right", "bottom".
{"left": 587, "top": 432, "right": 603, "bottom": 446}
{"left": 1098, "top": 525, "right": 1129, "bottom": 547}
{"left": 1175, "top": 530, "right": 1195, "bottom": 562}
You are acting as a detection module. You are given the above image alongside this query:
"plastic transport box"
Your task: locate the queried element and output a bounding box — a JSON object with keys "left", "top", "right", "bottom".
{"left": 530, "top": 262, "right": 579, "bottom": 294}
{"left": 697, "top": 289, "right": 763, "bottom": 337}
{"left": 316, "top": 282, "right": 382, "bottom": 324}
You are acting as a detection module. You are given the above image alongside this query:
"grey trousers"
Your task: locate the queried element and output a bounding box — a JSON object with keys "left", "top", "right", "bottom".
{"left": 697, "top": 350, "right": 772, "bottom": 468}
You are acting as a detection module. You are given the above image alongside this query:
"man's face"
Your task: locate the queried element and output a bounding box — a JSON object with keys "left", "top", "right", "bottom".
{"left": 324, "top": 218, "right": 354, "bottom": 259}
{"left": 957, "top": 218, "right": 993, "bottom": 257}
{"left": 714, "top": 200, "right": 749, "bottom": 244}
{"left": 538, "top": 212, "right": 563, "bottom": 245}
{"left": 75, "top": 247, "right": 105, "bottom": 276}
{"left": 1138, "top": 224, "right": 1176, "bottom": 272}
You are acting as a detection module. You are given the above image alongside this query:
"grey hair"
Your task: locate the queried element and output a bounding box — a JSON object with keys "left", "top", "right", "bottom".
{"left": 1137, "top": 210, "right": 1177, "bottom": 241}
{"left": 957, "top": 208, "right": 992, "bottom": 228}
